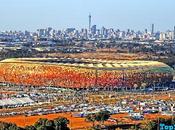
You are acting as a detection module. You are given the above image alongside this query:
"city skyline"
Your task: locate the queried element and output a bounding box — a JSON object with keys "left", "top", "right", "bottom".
{"left": 0, "top": 0, "right": 175, "bottom": 31}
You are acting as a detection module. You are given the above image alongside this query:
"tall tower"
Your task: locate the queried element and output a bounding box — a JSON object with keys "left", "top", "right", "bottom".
{"left": 151, "top": 24, "right": 154, "bottom": 35}
{"left": 89, "top": 14, "right": 91, "bottom": 32}
{"left": 174, "top": 26, "right": 175, "bottom": 40}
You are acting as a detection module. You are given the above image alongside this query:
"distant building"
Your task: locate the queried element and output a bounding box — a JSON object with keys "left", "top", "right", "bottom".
{"left": 159, "top": 32, "right": 166, "bottom": 41}
{"left": 166, "top": 31, "right": 174, "bottom": 40}
{"left": 37, "top": 29, "right": 45, "bottom": 37}
{"left": 101, "top": 27, "right": 107, "bottom": 38}
{"left": 174, "top": 26, "right": 175, "bottom": 40}
{"left": 145, "top": 29, "right": 148, "bottom": 34}
{"left": 151, "top": 24, "right": 154, "bottom": 35}
{"left": 91, "top": 25, "right": 97, "bottom": 35}
{"left": 88, "top": 14, "right": 91, "bottom": 32}
{"left": 66, "top": 28, "right": 76, "bottom": 33}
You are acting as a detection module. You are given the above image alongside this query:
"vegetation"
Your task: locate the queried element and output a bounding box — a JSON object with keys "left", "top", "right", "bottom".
{"left": 95, "top": 110, "right": 111, "bottom": 125}
{"left": 86, "top": 113, "right": 96, "bottom": 127}
{"left": 85, "top": 110, "right": 111, "bottom": 129}
{"left": 0, "top": 117, "right": 70, "bottom": 130}
{"left": 86, "top": 113, "right": 175, "bottom": 130}
{"left": 140, "top": 117, "right": 175, "bottom": 130}
{"left": 0, "top": 121, "right": 24, "bottom": 130}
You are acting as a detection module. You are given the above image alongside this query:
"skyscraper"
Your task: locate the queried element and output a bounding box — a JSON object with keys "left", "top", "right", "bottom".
{"left": 145, "top": 29, "right": 148, "bottom": 34}
{"left": 88, "top": 14, "right": 91, "bottom": 32}
{"left": 151, "top": 24, "right": 154, "bottom": 35}
{"left": 174, "top": 26, "right": 175, "bottom": 40}
{"left": 91, "top": 25, "right": 97, "bottom": 35}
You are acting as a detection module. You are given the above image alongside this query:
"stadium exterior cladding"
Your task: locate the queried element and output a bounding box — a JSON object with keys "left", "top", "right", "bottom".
{"left": 0, "top": 58, "right": 174, "bottom": 90}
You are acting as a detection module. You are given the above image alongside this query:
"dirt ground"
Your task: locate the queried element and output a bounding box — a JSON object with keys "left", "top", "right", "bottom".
{"left": 0, "top": 112, "right": 172, "bottom": 129}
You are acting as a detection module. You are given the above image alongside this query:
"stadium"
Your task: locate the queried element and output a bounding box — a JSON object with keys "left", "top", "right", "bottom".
{"left": 0, "top": 58, "right": 174, "bottom": 90}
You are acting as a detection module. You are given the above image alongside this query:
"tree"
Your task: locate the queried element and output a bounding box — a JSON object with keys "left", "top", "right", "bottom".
{"left": 0, "top": 121, "right": 24, "bottom": 130}
{"left": 95, "top": 111, "right": 110, "bottom": 126}
{"left": 34, "top": 118, "right": 48, "bottom": 129}
{"left": 0, "top": 122, "right": 10, "bottom": 130}
{"left": 85, "top": 113, "right": 96, "bottom": 127}
{"left": 25, "top": 126, "right": 36, "bottom": 130}
{"left": 53, "top": 117, "right": 70, "bottom": 130}
{"left": 8, "top": 124, "right": 24, "bottom": 130}
{"left": 0, "top": 117, "right": 71, "bottom": 130}
{"left": 89, "top": 125, "right": 101, "bottom": 130}
{"left": 36, "top": 126, "right": 49, "bottom": 130}
{"left": 45, "top": 120, "right": 55, "bottom": 130}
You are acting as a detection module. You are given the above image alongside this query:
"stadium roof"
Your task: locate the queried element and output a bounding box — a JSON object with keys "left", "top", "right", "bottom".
{"left": 0, "top": 58, "right": 174, "bottom": 73}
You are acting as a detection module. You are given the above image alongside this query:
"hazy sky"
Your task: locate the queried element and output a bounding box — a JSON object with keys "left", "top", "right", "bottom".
{"left": 0, "top": 0, "right": 175, "bottom": 31}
